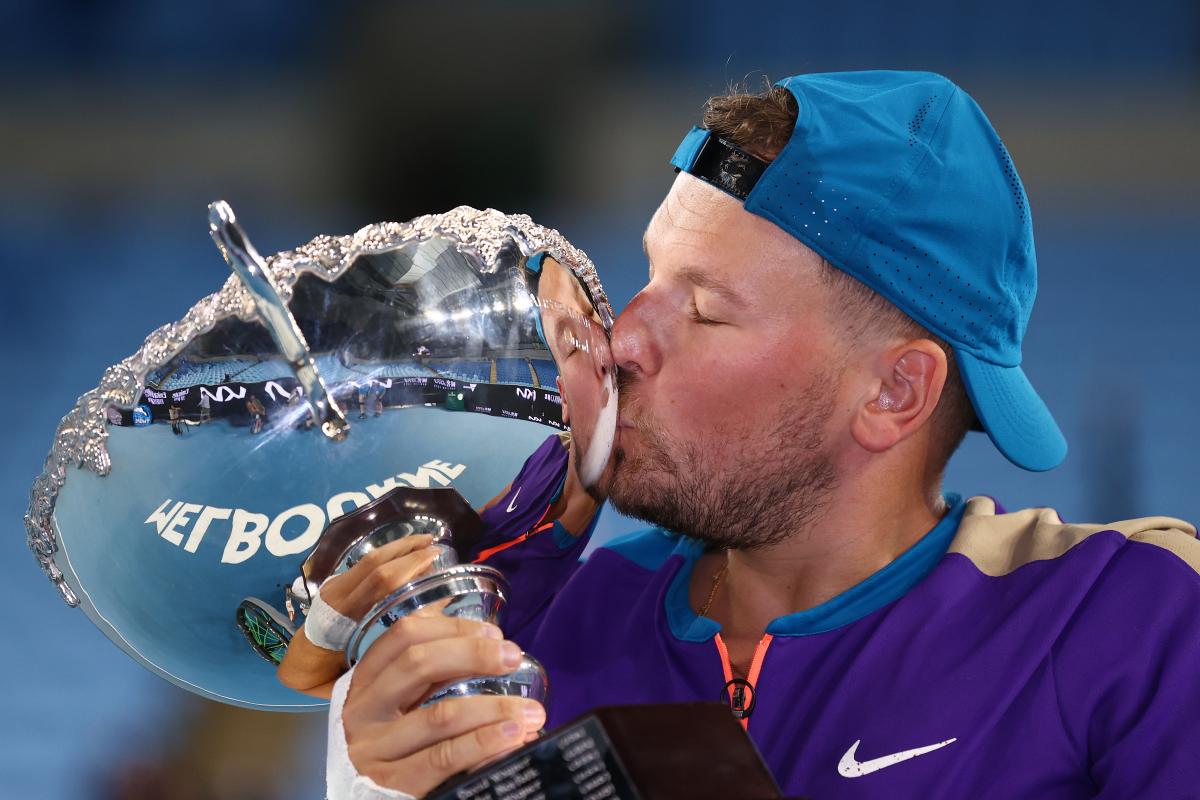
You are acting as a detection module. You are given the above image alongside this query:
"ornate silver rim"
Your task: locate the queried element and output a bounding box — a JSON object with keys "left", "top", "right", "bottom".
{"left": 24, "top": 205, "right": 610, "bottom": 606}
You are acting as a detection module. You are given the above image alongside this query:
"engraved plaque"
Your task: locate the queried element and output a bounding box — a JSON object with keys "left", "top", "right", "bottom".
{"left": 428, "top": 704, "right": 784, "bottom": 800}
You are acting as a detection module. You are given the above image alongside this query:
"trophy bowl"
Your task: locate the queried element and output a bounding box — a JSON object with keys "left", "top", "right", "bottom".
{"left": 24, "top": 202, "right": 616, "bottom": 710}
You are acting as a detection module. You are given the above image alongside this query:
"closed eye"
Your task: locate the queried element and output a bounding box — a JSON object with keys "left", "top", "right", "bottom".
{"left": 688, "top": 301, "right": 722, "bottom": 326}
{"left": 559, "top": 332, "right": 581, "bottom": 356}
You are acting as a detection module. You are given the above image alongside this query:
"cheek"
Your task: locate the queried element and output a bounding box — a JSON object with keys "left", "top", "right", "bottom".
{"left": 561, "top": 360, "right": 597, "bottom": 403}
{"left": 654, "top": 350, "right": 760, "bottom": 427}
{"left": 675, "top": 329, "right": 788, "bottom": 385}
{"left": 657, "top": 335, "right": 832, "bottom": 430}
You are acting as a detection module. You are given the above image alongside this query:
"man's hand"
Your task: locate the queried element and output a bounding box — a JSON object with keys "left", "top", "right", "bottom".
{"left": 278, "top": 534, "right": 442, "bottom": 696}
{"left": 341, "top": 614, "right": 545, "bottom": 796}
{"left": 320, "top": 533, "right": 441, "bottom": 621}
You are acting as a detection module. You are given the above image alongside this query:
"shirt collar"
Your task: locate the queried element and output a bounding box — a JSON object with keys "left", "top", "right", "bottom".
{"left": 664, "top": 494, "right": 966, "bottom": 641}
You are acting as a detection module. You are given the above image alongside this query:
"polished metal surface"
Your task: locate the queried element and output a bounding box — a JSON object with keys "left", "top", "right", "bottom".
{"left": 311, "top": 475, "right": 551, "bottom": 707}
{"left": 332, "top": 489, "right": 550, "bottom": 706}
{"left": 345, "top": 563, "right": 510, "bottom": 665}
{"left": 337, "top": 517, "right": 454, "bottom": 573}
{"left": 423, "top": 653, "right": 549, "bottom": 707}
{"left": 25, "top": 203, "right": 614, "bottom": 709}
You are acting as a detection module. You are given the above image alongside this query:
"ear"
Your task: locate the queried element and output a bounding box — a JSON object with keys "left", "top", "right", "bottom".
{"left": 849, "top": 340, "right": 948, "bottom": 454}
{"left": 557, "top": 376, "right": 571, "bottom": 427}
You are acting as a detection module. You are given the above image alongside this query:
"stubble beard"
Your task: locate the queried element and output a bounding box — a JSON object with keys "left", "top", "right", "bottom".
{"left": 606, "top": 375, "right": 840, "bottom": 551}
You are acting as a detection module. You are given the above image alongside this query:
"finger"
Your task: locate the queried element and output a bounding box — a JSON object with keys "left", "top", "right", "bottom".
{"left": 327, "top": 533, "right": 436, "bottom": 593}
{"left": 353, "top": 696, "right": 544, "bottom": 764}
{"left": 337, "top": 548, "right": 441, "bottom": 619}
{"left": 319, "top": 542, "right": 432, "bottom": 609}
{"left": 355, "top": 533, "right": 437, "bottom": 570}
{"left": 354, "top": 614, "right": 502, "bottom": 688}
{"left": 356, "top": 635, "right": 525, "bottom": 717}
{"left": 388, "top": 717, "right": 533, "bottom": 797}
{"left": 411, "top": 596, "right": 453, "bottom": 617}
{"left": 322, "top": 542, "right": 438, "bottom": 619}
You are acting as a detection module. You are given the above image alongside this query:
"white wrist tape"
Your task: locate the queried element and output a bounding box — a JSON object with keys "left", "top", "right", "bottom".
{"left": 304, "top": 584, "right": 358, "bottom": 652}
{"left": 327, "top": 667, "right": 417, "bottom": 800}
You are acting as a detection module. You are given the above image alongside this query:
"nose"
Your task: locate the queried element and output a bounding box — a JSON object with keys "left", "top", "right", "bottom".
{"left": 610, "top": 291, "right": 662, "bottom": 378}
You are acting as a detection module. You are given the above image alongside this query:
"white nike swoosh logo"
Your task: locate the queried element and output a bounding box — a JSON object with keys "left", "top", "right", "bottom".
{"left": 837, "top": 737, "right": 957, "bottom": 778}
{"left": 506, "top": 487, "right": 522, "bottom": 513}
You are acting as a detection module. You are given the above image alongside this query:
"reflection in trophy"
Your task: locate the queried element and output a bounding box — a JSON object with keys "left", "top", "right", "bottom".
{"left": 24, "top": 202, "right": 615, "bottom": 711}
{"left": 273, "top": 224, "right": 619, "bottom": 707}
{"left": 531, "top": 251, "right": 617, "bottom": 492}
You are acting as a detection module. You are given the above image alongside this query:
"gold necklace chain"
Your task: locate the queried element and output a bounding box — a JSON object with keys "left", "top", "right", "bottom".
{"left": 699, "top": 557, "right": 728, "bottom": 618}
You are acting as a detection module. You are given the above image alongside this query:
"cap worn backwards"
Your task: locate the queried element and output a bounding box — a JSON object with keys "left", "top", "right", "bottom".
{"left": 670, "top": 69, "right": 1067, "bottom": 472}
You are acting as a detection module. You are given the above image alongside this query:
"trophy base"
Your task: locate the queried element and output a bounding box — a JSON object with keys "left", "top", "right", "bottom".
{"left": 428, "top": 703, "right": 790, "bottom": 800}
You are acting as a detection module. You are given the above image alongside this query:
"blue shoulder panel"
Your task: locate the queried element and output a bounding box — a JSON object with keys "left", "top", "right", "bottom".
{"left": 551, "top": 503, "right": 603, "bottom": 552}
{"left": 600, "top": 528, "right": 680, "bottom": 571}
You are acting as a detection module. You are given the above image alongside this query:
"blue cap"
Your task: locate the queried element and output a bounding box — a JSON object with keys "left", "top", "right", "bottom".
{"left": 670, "top": 70, "right": 1066, "bottom": 472}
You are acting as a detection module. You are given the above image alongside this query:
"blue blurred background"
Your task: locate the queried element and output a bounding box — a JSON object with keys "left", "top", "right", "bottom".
{"left": 2, "top": 1, "right": 1197, "bottom": 797}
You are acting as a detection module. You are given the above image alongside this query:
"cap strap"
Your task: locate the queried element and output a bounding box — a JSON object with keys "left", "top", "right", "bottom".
{"left": 670, "top": 125, "right": 769, "bottom": 201}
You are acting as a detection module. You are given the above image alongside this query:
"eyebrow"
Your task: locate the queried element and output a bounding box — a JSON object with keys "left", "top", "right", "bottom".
{"left": 678, "top": 266, "right": 747, "bottom": 308}
{"left": 643, "top": 229, "right": 745, "bottom": 307}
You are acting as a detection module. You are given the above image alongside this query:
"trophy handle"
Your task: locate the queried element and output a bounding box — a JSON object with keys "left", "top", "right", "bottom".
{"left": 208, "top": 199, "right": 349, "bottom": 440}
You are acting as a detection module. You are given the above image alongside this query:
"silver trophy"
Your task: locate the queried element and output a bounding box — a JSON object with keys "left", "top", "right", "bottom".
{"left": 289, "top": 482, "right": 549, "bottom": 704}
{"left": 24, "top": 202, "right": 616, "bottom": 710}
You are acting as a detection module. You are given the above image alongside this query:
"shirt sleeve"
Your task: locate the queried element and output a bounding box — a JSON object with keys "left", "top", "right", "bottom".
{"left": 468, "top": 434, "right": 568, "bottom": 561}
{"left": 1050, "top": 528, "right": 1200, "bottom": 797}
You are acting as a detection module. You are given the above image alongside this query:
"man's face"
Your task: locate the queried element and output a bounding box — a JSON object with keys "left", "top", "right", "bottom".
{"left": 536, "top": 257, "right": 617, "bottom": 491}
{"left": 605, "top": 174, "right": 850, "bottom": 549}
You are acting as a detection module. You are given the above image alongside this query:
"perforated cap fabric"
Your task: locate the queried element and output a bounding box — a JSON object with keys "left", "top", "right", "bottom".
{"left": 671, "top": 70, "right": 1066, "bottom": 471}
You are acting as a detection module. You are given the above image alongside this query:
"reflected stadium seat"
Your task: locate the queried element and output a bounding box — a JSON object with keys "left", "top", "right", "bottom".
{"left": 161, "top": 359, "right": 259, "bottom": 389}
{"left": 311, "top": 355, "right": 363, "bottom": 385}
{"left": 495, "top": 358, "right": 535, "bottom": 386}
{"left": 531, "top": 359, "right": 558, "bottom": 388}
{"left": 436, "top": 360, "right": 492, "bottom": 382}
{"left": 373, "top": 361, "right": 439, "bottom": 378}
{"left": 230, "top": 360, "right": 295, "bottom": 383}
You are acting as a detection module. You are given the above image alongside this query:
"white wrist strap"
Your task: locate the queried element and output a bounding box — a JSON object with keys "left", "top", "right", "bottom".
{"left": 304, "top": 585, "right": 358, "bottom": 652}
{"left": 327, "top": 667, "right": 417, "bottom": 800}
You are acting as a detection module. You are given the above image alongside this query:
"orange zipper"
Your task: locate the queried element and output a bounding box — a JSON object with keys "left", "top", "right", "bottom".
{"left": 471, "top": 504, "right": 555, "bottom": 563}
{"left": 714, "top": 632, "right": 774, "bottom": 730}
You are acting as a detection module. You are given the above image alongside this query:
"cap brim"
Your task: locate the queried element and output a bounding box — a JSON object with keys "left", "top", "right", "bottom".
{"left": 955, "top": 350, "right": 1067, "bottom": 472}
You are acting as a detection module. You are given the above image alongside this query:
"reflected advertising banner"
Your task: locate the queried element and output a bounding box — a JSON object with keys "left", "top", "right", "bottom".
{"left": 116, "top": 377, "right": 564, "bottom": 431}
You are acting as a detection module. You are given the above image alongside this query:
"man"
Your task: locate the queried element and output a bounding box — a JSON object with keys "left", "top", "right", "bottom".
{"left": 358, "top": 381, "right": 371, "bottom": 420}
{"left": 246, "top": 394, "right": 266, "bottom": 434}
{"left": 327, "top": 71, "right": 1200, "bottom": 798}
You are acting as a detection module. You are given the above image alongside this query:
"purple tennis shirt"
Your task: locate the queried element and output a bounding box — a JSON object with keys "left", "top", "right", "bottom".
{"left": 504, "top": 493, "right": 1200, "bottom": 798}
{"left": 471, "top": 433, "right": 598, "bottom": 641}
